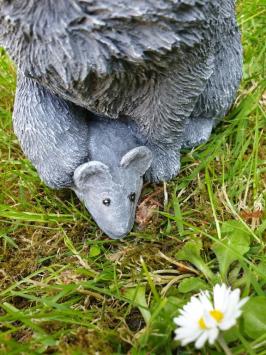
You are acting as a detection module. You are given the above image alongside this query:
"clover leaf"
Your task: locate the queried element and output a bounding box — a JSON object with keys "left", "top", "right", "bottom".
{"left": 176, "top": 239, "right": 213, "bottom": 280}
{"left": 212, "top": 220, "right": 250, "bottom": 279}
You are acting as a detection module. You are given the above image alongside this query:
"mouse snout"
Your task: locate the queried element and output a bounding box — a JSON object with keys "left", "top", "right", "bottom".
{"left": 104, "top": 219, "right": 134, "bottom": 239}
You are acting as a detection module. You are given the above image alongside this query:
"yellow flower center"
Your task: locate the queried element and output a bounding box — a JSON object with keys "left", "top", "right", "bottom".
{"left": 198, "top": 317, "right": 207, "bottom": 329}
{"left": 210, "top": 309, "right": 224, "bottom": 322}
{"left": 198, "top": 309, "right": 224, "bottom": 329}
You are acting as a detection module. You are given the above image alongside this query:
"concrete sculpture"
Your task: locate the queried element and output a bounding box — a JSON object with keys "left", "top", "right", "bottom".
{"left": 0, "top": 0, "right": 242, "bottom": 238}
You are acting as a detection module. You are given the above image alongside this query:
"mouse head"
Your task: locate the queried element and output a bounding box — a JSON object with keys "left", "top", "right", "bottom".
{"left": 73, "top": 146, "right": 152, "bottom": 239}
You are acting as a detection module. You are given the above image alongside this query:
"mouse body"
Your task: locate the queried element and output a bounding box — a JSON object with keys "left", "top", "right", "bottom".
{"left": 73, "top": 117, "right": 152, "bottom": 239}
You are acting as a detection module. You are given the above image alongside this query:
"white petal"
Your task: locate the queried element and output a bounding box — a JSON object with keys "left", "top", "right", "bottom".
{"left": 180, "top": 336, "right": 197, "bottom": 346}
{"left": 223, "top": 289, "right": 243, "bottom": 321}
{"left": 195, "top": 332, "right": 209, "bottom": 349}
{"left": 174, "top": 297, "right": 207, "bottom": 326}
{"left": 174, "top": 310, "right": 203, "bottom": 326}
{"left": 175, "top": 325, "right": 199, "bottom": 338}
{"left": 228, "top": 289, "right": 240, "bottom": 305}
{"left": 173, "top": 316, "right": 190, "bottom": 326}
{"left": 219, "top": 318, "right": 237, "bottom": 330}
{"left": 199, "top": 291, "right": 213, "bottom": 311}
{"left": 175, "top": 330, "right": 202, "bottom": 345}
{"left": 213, "top": 284, "right": 227, "bottom": 311}
{"left": 190, "top": 297, "right": 206, "bottom": 310}
{"left": 179, "top": 332, "right": 201, "bottom": 345}
{"left": 222, "top": 285, "right": 233, "bottom": 312}
{"left": 228, "top": 289, "right": 241, "bottom": 308}
{"left": 238, "top": 296, "right": 249, "bottom": 308}
{"left": 173, "top": 316, "right": 181, "bottom": 325}
{"left": 208, "top": 328, "right": 219, "bottom": 345}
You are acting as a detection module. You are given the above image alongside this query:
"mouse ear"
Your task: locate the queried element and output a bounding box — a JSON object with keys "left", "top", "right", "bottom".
{"left": 120, "top": 146, "right": 152, "bottom": 175}
{"left": 73, "top": 161, "right": 112, "bottom": 190}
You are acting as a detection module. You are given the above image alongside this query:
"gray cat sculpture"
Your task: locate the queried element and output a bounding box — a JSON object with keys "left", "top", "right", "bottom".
{"left": 0, "top": 0, "right": 242, "bottom": 239}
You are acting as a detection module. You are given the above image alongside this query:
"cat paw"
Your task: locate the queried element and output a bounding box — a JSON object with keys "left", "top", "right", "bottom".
{"left": 145, "top": 145, "right": 181, "bottom": 182}
{"left": 182, "top": 118, "right": 214, "bottom": 149}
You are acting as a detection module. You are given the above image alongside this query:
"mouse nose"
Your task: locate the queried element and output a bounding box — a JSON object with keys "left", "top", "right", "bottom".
{"left": 104, "top": 221, "right": 134, "bottom": 240}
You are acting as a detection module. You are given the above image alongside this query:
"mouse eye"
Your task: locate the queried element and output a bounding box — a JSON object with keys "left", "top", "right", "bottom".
{"left": 102, "top": 198, "right": 111, "bottom": 206}
{"left": 128, "top": 192, "right": 136, "bottom": 202}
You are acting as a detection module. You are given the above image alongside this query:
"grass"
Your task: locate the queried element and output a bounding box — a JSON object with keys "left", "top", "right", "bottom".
{"left": 0, "top": 1, "right": 265, "bottom": 354}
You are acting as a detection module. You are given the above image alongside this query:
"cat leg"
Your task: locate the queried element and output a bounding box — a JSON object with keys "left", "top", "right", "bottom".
{"left": 182, "top": 28, "right": 242, "bottom": 149}
{"left": 181, "top": 118, "right": 214, "bottom": 149}
{"left": 13, "top": 74, "right": 90, "bottom": 189}
{"left": 131, "top": 49, "right": 215, "bottom": 182}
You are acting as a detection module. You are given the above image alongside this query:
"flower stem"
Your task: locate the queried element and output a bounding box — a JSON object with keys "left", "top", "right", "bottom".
{"left": 218, "top": 335, "right": 232, "bottom": 355}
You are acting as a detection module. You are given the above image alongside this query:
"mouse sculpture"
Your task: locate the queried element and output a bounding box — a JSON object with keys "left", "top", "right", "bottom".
{"left": 0, "top": 0, "right": 242, "bottom": 238}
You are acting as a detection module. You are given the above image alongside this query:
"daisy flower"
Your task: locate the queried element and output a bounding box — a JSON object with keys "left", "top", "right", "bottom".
{"left": 211, "top": 283, "right": 249, "bottom": 331}
{"left": 174, "top": 284, "right": 249, "bottom": 349}
{"left": 174, "top": 291, "right": 218, "bottom": 348}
